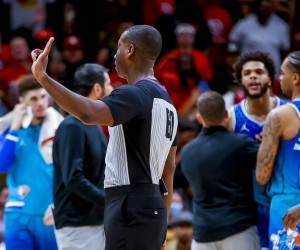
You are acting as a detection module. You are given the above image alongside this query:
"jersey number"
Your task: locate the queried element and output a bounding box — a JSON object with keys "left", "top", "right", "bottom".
{"left": 165, "top": 108, "right": 174, "bottom": 141}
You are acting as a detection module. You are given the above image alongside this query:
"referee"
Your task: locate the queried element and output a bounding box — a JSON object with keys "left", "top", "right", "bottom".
{"left": 31, "top": 25, "right": 178, "bottom": 250}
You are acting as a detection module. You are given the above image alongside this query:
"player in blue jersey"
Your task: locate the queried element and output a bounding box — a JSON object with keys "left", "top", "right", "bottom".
{"left": 0, "top": 75, "right": 63, "bottom": 250}
{"left": 256, "top": 51, "right": 300, "bottom": 249}
{"left": 228, "top": 51, "right": 287, "bottom": 249}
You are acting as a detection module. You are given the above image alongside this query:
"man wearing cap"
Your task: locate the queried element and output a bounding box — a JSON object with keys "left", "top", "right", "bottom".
{"left": 34, "top": 29, "right": 54, "bottom": 49}
{"left": 61, "top": 35, "right": 87, "bottom": 91}
{"left": 167, "top": 210, "right": 193, "bottom": 250}
{"left": 52, "top": 64, "right": 113, "bottom": 250}
{"left": 155, "top": 22, "right": 213, "bottom": 117}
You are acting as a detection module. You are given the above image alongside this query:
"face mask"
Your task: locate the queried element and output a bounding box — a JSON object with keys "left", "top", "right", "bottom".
{"left": 170, "top": 202, "right": 183, "bottom": 217}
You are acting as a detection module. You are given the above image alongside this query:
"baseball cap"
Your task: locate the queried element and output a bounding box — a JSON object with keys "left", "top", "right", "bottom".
{"left": 175, "top": 23, "right": 196, "bottom": 36}
{"left": 34, "top": 29, "right": 53, "bottom": 41}
{"left": 63, "top": 35, "right": 82, "bottom": 50}
{"left": 168, "top": 210, "right": 193, "bottom": 228}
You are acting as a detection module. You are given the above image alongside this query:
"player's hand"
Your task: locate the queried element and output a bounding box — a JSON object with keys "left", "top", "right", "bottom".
{"left": 282, "top": 204, "right": 300, "bottom": 230}
{"left": 11, "top": 103, "right": 27, "bottom": 130}
{"left": 43, "top": 204, "right": 54, "bottom": 226}
{"left": 255, "top": 132, "right": 263, "bottom": 144}
{"left": 31, "top": 37, "right": 55, "bottom": 80}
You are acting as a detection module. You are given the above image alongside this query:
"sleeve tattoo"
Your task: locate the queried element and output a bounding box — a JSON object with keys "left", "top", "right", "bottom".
{"left": 256, "top": 111, "right": 281, "bottom": 185}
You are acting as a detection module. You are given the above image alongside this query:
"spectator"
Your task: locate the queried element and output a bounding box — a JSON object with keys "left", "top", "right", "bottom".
{"left": 33, "top": 28, "right": 54, "bottom": 49}
{"left": 60, "top": 35, "right": 87, "bottom": 91}
{"left": 167, "top": 210, "right": 193, "bottom": 250}
{"left": 2, "top": 0, "right": 56, "bottom": 35}
{"left": 154, "top": 0, "right": 212, "bottom": 57}
{"left": 155, "top": 23, "right": 213, "bottom": 118}
{"left": 229, "top": 0, "right": 290, "bottom": 77}
{"left": 0, "top": 36, "right": 32, "bottom": 96}
{"left": 96, "top": 18, "right": 133, "bottom": 89}
{"left": 195, "top": 0, "right": 233, "bottom": 44}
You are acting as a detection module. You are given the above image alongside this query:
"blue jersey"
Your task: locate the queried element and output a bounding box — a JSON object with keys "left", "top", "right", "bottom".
{"left": 268, "top": 99, "right": 300, "bottom": 196}
{"left": 231, "top": 96, "right": 287, "bottom": 207}
{"left": 0, "top": 125, "right": 54, "bottom": 216}
{"left": 231, "top": 96, "right": 286, "bottom": 140}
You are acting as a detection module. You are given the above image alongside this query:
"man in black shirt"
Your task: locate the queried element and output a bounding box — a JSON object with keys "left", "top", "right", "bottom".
{"left": 52, "top": 64, "right": 112, "bottom": 250}
{"left": 31, "top": 25, "right": 178, "bottom": 250}
{"left": 180, "top": 91, "right": 260, "bottom": 250}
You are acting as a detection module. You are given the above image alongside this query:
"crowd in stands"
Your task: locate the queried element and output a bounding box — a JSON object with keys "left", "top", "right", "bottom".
{"left": 0, "top": 0, "right": 299, "bottom": 249}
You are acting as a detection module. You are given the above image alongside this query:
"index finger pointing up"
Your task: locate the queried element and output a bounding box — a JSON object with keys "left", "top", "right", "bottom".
{"left": 41, "top": 37, "right": 55, "bottom": 58}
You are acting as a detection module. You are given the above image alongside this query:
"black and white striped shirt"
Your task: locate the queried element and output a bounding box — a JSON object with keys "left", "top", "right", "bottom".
{"left": 102, "top": 78, "right": 178, "bottom": 188}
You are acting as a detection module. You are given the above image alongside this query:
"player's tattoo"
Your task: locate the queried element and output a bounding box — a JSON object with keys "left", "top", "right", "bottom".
{"left": 256, "top": 111, "right": 281, "bottom": 184}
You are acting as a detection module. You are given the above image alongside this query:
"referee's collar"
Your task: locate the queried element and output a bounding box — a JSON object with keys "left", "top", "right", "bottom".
{"left": 133, "top": 78, "right": 166, "bottom": 91}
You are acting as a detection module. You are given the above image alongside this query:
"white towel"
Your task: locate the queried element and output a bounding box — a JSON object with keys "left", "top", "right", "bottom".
{"left": 0, "top": 107, "right": 64, "bottom": 164}
{"left": 38, "top": 107, "right": 64, "bottom": 164}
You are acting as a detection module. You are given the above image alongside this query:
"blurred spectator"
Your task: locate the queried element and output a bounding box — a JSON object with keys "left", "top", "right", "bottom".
{"left": 220, "top": 0, "right": 243, "bottom": 24}
{"left": 0, "top": 82, "right": 20, "bottom": 118}
{"left": 291, "top": 0, "right": 300, "bottom": 51}
{"left": 143, "top": 0, "right": 175, "bottom": 26}
{"left": 2, "top": 0, "right": 56, "bottom": 35}
{"left": 0, "top": 44, "right": 12, "bottom": 70}
{"left": 0, "top": 36, "right": 32, "bottom": 105}
{"left": 61, "top": 35, "right": 87, "bottom": 91}
{"left": 45, "top": 0, "right": 77, "bottom": 53}
{"left": 72, "top": 0, "right": 108, "bottom": 62}
{"left": 169, "top": 189, "right": 185, "bottom": 224}
{"left": 155, "top": 23, "right": 213, "bottom": 118}
{"left": 33, "top": 28, "right": 54, "bottom": 49}
{"left": 167, "top": 210, "right": 193, "bottom": 250}
{"left": 46, "top": 50, "right": 68, "bottom": 116}
{"left": 96, "top": 13, "right": 133, "bottom": 88}
{"left": 154, "top": 0, "right": 212, "bottom": 58}
{"left": 229, "top": 0, "right": 290, "bottom": 77}
{"left": 196, "top": 0, "right": 233, "bottom": 44}
{"left": 48, "top": 53, "right": 66, "bottom": 82}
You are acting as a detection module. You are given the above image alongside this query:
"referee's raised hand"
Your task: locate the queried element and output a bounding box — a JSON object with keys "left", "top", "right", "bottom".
{"left": 31, "top": 37, "right": 55, "bottom": 82}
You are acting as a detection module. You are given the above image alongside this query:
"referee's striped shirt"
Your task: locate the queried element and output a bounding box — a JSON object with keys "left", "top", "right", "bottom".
{"left": 102, "top": 78, "right": 178, "bottom": 188}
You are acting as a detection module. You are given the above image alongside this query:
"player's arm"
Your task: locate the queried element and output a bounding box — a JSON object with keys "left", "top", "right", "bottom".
{"left": 0, "top": 104, "right": 27, "bottom": 172}
{"left": 161, "top": 146, "right": 177, "bottom": 217}
{"left": 31, "top": 38, "right": 113, "bottom": 126}
{"left": 256, "top": 109, "right": 282, "bottom": 185}
{"left": 226, "top": 107, "right": 233, "bottom": 131}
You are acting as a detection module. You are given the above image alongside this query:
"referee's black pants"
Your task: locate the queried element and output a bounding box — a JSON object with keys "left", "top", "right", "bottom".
{"left": 104, "top": 184, "right": 167, "bottom": 250}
